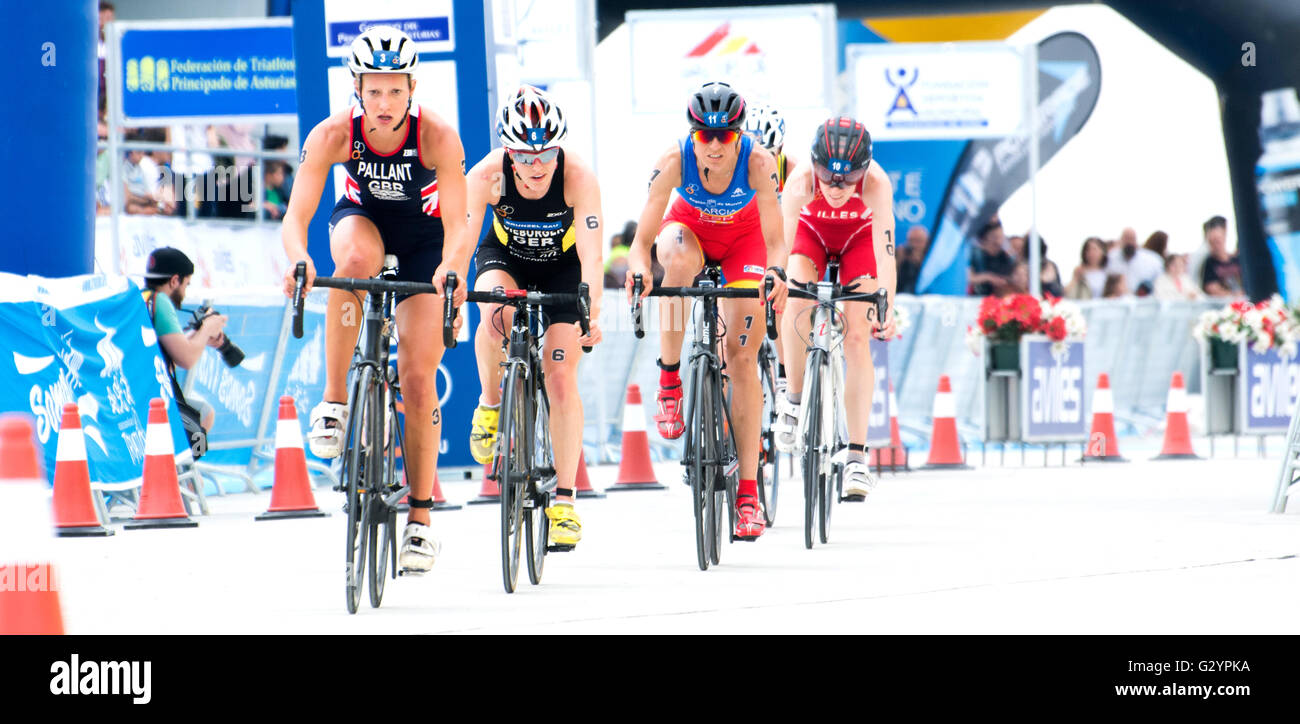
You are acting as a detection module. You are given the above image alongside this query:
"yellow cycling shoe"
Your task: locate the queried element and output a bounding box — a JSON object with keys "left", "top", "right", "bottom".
{"left": 545, "top": 502, "right": 582, "bottom": 548}
{"left": 469, "top": 404, "right": 499, "bottom": 465}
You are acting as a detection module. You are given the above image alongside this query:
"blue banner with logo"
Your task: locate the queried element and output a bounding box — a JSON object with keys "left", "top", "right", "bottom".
{"left": 120, "top": 22, "right": 296, "bottom": 122}
{"left": 867, "top": 338, "right": 891, "bottom": 447}
{"left": 1019, "top": 336, "right": 1087, "bottom": 442}
{"left": 0, "top": 274, "right": 188, "bottom": 487}
{"left": 1238, "top": 346, "right": 1300, "bottom": 434}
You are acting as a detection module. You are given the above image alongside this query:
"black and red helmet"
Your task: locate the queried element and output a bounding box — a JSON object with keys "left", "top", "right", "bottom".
{"left": 687, "top": 82, "right": 746, "bottom": 130}
{"left": 810, "top": 117, "right": 872, "bottom": 187}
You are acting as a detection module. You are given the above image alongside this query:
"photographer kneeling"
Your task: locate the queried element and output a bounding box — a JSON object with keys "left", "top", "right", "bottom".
{"left": 141, "top": 247, "right": 225, "bottom": 433}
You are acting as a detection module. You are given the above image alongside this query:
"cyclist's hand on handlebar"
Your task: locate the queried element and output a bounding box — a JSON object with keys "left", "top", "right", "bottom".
{"left": 432, "top": 264, "right": 468, "bottom": 307}
{"left": 872, "top": 306, "right": 897, "bottom": 341}
{"left": 284, "top": 256, "right": 316, "bottom": 297}
{"left": 625, "top": 257, "right": 653, "bottom": 304}
{"left": 577, "top": 317, "right": 603, "bottom": 349}
{"left": 765, "top": 271, "right": 789, "bottom": 315}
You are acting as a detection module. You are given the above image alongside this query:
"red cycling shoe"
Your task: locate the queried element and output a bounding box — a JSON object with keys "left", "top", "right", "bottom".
{"left": 654, "top": 383, "right": 685, "bottom": 439}
{"left": 734, "top": 496, "right": 765, "bottom": 540}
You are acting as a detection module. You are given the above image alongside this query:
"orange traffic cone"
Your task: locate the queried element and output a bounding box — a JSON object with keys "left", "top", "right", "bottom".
{"left": 257, "top": 397, "right": 328, "bottom": 521}
{"left": 870, "top": 382, "right": 909, "bottom": 471}
{"left": 1083, "top": 373, "right": 1127, "bottom": 462}
{"left": 606, "top": 385, "right": 665, "bottom": 491}
{"left": 1154, "top": 372, "right": 1200, "bottom": 460}
{"left": 0, "top": 414, "right": 65, "bottom": 634}
{"left": 428, "top": 471, "right": 462, "bottom": 511}
{"left": 467, "top": 460, "right": 500, "bottom": 505}
{"left": 575, "top": 450, "right": 603, "bottom": 498}
{"left": 923, "top": 375, "right": 971, "bottom": 469}
{"left": 52, "top": 404, "right": 113, "bottom": 537}
{"left": 124, "top": 399, "right": 198, "bottom": 529}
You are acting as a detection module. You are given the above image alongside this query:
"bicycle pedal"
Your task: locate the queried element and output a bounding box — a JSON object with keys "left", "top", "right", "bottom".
{"left": 546, "top": 544, "right": 575, "bottom": 553}
{"left": 397, "top": 567, "right": 429, "bottom": 577}
{"left": 840, "top": 494, "right": 866, "bottom": 503}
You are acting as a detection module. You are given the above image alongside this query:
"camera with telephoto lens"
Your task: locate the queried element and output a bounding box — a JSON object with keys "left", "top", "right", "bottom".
{"left": 186, "top": 305, "right": 245, "bottom": 367}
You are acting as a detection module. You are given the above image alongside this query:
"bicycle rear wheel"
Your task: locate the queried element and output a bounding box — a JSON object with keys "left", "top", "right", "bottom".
{"left": 498, "top": 364, "right": 528, "bottom": 593}
{"left": 802, "top": 351, "right": 825, "bottom": 550}
{"left": 367, "top": 388, "right": 396, "bottom": 608}
{"left": 525, "top": 388, "right": 551, "bottom": 585}
{"left": 342, "top": 366, "right": 374, "bottom": 614}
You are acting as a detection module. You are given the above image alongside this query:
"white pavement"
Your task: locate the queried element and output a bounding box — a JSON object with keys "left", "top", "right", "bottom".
{"left": 50, "top": 456, "right": 1300, "bottom": 634}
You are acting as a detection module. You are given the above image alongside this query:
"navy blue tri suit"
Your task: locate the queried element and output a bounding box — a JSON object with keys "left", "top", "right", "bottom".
{"left": 474, "top": 149, "right": 581, "bottom": 326}
{"left": 329, "top": 105, "right": 443, "bottom": 303}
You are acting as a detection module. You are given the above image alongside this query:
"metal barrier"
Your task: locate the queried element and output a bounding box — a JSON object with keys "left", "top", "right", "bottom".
{"left": 578, "top": 294, "right": 1227, "bottom": 458}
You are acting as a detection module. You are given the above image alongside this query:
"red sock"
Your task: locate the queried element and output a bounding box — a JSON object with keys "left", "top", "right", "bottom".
{"left": 660, "top": 367, "right": 681, "bottom": 389}
{"left": 738, "top": 479, "right": 757, "bottom": 499}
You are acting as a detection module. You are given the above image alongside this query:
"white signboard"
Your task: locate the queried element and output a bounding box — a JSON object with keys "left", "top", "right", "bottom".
{"left": 627, "top": 4, "right": 835, "bottom": 114}
{"left": 850, "top": 42, "right": 1025, "bottom": 141}
{"left": 324, "top": 0, "right": 456, "bottom": 56}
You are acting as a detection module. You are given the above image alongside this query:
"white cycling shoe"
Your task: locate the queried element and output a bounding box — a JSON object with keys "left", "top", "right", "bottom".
{"left": 398, "top": 522, "right": 440, "bottom": 575}
{"left": 308, "top": 401, "right": 349, "bottom": 459}
{"left": 774, "top": 395, "right": 801, "bottom": 454}
{"left": 841, "top": 460, "right": 878, "bottom": 502}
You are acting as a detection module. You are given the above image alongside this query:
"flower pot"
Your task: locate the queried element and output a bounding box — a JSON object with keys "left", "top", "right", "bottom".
{"left": 1209, "top": 339, "right": 1239, "bottom": 371}
{"left": 989, "top": 342, "right": 1020, "bottom": 371}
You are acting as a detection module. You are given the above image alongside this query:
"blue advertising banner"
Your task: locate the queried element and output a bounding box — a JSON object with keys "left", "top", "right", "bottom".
{"left": 1238, "top": 345, "right": 1300, "bottom": 434}
{"left": 867, "top": 338, "right": 891, "bottom": 447}
{"left": 0, "top": 274, "right": 188, "bottom": 487}
{"left": 119, "top": 20, "right": 296, "bottom": 123}
{"left": 1020, "top": 336, "right": 1087, "bottom": 442}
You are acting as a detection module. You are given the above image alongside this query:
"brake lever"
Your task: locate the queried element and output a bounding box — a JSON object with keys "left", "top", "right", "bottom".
{"left": 292, "top": 261, "right": 306, "bottom": 339}
{"left": 631, "top": 274, "right": 645, "bottom": 339}
{"left": 577, "top": 282, "right": 593, "bottom": 353}
{"left": 443, "top": 272, "right": 458, "bottom": 349}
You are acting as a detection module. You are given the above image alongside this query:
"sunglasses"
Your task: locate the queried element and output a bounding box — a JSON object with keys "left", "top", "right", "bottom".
{"left": 691, "top": 128, "right": 741, "bottom": 145}
{"left": 508, "top": 147, "right": 560, "bottom": 165}
{"left": 813, "top": 162, "right": 866, "bottom": 189}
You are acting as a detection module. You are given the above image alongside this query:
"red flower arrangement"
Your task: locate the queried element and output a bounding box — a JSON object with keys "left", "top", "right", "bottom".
{"left": 967, "top": 294, "right": 1085, "bottom": 355}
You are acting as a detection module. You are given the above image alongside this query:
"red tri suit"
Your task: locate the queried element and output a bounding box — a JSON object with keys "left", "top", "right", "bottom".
{"left": 791, "top": 175, "right": 877, "bottom": 282}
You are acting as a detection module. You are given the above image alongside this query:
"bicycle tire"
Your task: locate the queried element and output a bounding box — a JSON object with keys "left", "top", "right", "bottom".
{"left": 498, "top": 364, "right": 527, "bottom": 593}
{"left": 802, "top": 350, "right": 825, "bottom": 550}
{"left": 758, "top": 347, "right": 780, "bottom": 527}
{"left": 342, "top": 366, "right": 373, "bottom": 614}
{"left": 525, "top": 386, "right": 551, "bottom": 585}
{"left": 687, "top": 360, "right": 711, "bottom": 571}
{"left": 367, "top": 388, "right": 395, "bottom": 608}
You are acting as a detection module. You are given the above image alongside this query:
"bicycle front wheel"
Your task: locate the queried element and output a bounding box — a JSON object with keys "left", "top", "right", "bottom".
{"left": 759, "top": 350, "right": 780, "bottom": 527}
{"left": 687, "top": 361, "right": 711, "bottom": 571}
{"left": 342, "top": 366, "right": 374, "bottom": 614}
{"left": 802, "top": 350, "right": 825, "bottom": 550}
{"left": 498, "top": 364, "right": 528, "bottom": 593}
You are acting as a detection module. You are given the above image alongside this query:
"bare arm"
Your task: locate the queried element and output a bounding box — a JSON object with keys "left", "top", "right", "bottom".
{"left": 463, "top": 150, "right": 503, "bottom": 278}
{"left": 280, "top": 118, "right": 346, "bottom": 294}
{"left": 862, "top": 162, "right": 897, "bottom": 337}
{"left": 158, "top": 316, "right": 226, "bottom": 370}
{"left": 779, "top": 164, "right": 816, "bottom": 264}
{"left": 750, "top": 147, "right": 789, "bottom": 311}
{"left": 565, "top": 152, "right": 605, "bottom": 327}
{"left": 421, "top": 112, "right": 470, "bottom": 296}
{"left": 625, "top": 145, "right": 682, "bottom": 298}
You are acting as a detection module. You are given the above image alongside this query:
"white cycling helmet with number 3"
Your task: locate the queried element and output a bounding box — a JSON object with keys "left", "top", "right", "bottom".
{"left": 497, "top": 85, "right": 568, "bottom": 151}
{"left": 346, "top": 26, "right": 419, "bottom": 76}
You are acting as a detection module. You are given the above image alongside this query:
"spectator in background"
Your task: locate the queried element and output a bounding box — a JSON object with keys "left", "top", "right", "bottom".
{"left": 604, "top": 221, "right": 635, "bottom": 289}
{"left": 1007, "top": 233, "right": 1027, "bottom": 262}
{"left": 968, "top": 217, "right": 1014, "bottom": 296}
{"left": 262, "top": 161, "right": 289, "bottom": 220}
{"left": 142, "top": 247, "right": 225, "bottom": 431}
{"left": 1066, "top": 237, "right": 1108, "bottom": 299}
{"left": 1006, "top": 261, "right": 1030, "bottom": 296}
{"left": 896, "top": 225, "right": 929, "bottom": 294}
{"left": 1143, "top": 230, "right": 1169, "bottom": 260}
{"left": 1200, "top": 215, "right": 1244, "bottom": 297}
{"left": 1107, "top": 227, "right": 1163, "bottom": 296}
{"left": 168, "top": 124, "right": 217, "bottom": 217}
{"left": 1035, "top": 237, "right": 1066, "bottom": 298}
{"left": 1102, "top": 273, "right": 1129, "bottom": 299}
{"left": 98, "top": 3, "right": 114, "bottom": 101}
{"left": 263, "top": 134, "right": 295, "bottom": 198}
{"left": 122, "top": 130, "right": 175, "bottom": 215}
{"left": 1154, "top": 254, "right": 1202, "bottom": 301}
